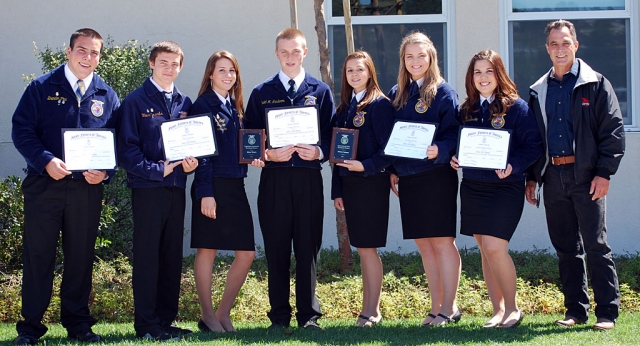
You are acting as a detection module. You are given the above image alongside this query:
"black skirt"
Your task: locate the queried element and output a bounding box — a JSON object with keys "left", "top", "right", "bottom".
{"left": 398, "top": 165, "right": 458, "bottom": 239}
{"left": 459, "top": 178, "right": 524, "bottom": 241}
{"left": 191, "top": 177, "right": 255, "bottom": 250}
{"left": 341, "top": 174, "right": 390, "bottom": 248}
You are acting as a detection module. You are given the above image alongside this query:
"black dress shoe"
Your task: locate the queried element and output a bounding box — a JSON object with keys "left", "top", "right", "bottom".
{"left": 267, "top": 323, "right": 293, "bottom": 335}
{"left": 197, "top": 319, "right": 211, "bottom": 332}
{"left": 73, "top": 330, "right": 103, "bottom": 343}
{"left": 497, "top": 311, "right": 524, "bottom": 329}
{"left": 13, "top": 334, "right": 37, "bottom": 345}
{"left": 164, "top": 324, "right": 192, "bottom": 337}
{"left": 429, "top": 309, "right": 462, "bottom": 326}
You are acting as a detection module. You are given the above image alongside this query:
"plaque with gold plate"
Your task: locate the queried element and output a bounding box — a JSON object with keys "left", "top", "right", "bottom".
{"left": 238, "top": 129, "right": 265, "bottom": 164}
{"left": 329, "top": 128, "right": 359, "bottom": 164}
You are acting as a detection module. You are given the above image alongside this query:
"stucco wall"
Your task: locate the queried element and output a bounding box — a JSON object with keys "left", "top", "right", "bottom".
{"left": 1, "top": 1, "right": 638, "bottom": 255}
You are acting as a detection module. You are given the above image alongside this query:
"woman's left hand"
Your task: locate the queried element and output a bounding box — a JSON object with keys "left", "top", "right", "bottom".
{"left": 337, "top": 160, "right": 364, "bottom": 172}
{"left": 495, "top": 164, "right": 513, "bottom": 179}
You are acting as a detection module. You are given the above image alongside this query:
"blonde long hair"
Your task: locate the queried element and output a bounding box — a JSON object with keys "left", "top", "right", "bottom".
{"left": 392, "top": 32, "right": 443, "bottom": 109}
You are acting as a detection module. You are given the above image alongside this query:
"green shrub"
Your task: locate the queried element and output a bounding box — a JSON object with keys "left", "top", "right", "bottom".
{"left": 9, "top": 38, "right": 150, "bottom": 266}
{"left": 1, "top": 249, "right": 640, "bottom": 324}
{"left": 0, "top": 176, "right": 24, "bottom": 269}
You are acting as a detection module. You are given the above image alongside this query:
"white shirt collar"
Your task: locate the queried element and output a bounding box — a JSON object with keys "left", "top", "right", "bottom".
{"left": 213, "top": 89, "right": 231, "bottom": 105}
{"left": 64, "top": 63, "right": 94, "bottom": 91}
{"left": 150, "top": 76, "right": 173, "bottom": 93}
{"left": 479, "top": 94, "right": 495, "bottom": 104}
{"left": 352, "top": 89, "right": 366, "bottom": 102}
{"left": 278, "top": 68, "right": 305, "bottom": 91}
{"left": 412, "top": 77, "right": 425, "bottom": 87}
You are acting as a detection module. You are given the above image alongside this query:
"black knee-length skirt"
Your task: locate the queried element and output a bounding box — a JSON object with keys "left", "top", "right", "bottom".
{"left": 398, "top": 165, "right": 458, "bottom": 239}
{"left": 341, "top": 174, "right": 390, "bottom": 248}
{"left": 459, "top": 178, "right": 525, "bottom": 241}
{"left": 191, "top": 177, "right": 255, "bottom": 250}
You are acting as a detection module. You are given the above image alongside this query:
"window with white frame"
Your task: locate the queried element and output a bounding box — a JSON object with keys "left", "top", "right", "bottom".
{"left": 503, "top": 0, "right": 637, "bottom": 126}
{"left": 326, "top": 0, "right": 453, "bottom": 100}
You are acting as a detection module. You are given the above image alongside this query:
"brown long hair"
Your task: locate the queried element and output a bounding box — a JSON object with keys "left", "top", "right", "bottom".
{"left": 336, "top": 51, "right": 388, "bottom": 115}
{"left": 460, "top": 50, "right": 518, "bottom": 123}
{"left": 392, "top": 32, "right": 444, "bottom": 109}
{"left": 197, "top": 50, "right": 244, "bottom": 117}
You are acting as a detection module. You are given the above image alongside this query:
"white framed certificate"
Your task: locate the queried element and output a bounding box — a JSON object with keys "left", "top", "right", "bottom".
{"left": 160, "top": 114, "right": 218, "bottom": 161}
{"left": 61, "top": 128, "right": 117, "bottom": 172}
{"left": 383, "top": 121, "right": 437, "bottom": 159}
{"left": 265, "top": 105, "right": 320, "bottom": 149}
{"left": 457, "top": 127, "right": 511, "bottom": 170}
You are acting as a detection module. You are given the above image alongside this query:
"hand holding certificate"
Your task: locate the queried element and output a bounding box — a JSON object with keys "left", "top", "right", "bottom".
{"left": 160, "top": 114, "right": 218, "bottom": 161}
{"left": 383, "top": 121, "right": 437, "bottom": 159}
{"left": 265, "top": 106, "right": 320, "bottom": 148}
{"left": 62, "top": 128, "right": 117, "bottom": 171}
{"left": 456, "top": 127, "right": 511, "bottom": 170}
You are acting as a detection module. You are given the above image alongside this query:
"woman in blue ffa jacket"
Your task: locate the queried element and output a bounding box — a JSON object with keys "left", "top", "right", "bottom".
{"left": 451, "top": 50, "right": 542, "bottom": 328}
{"left": 190, "top": 51, "right": 256, "bottom": 333}
{"left": 388, "top": 32, "right": 462, "bottom": 326}
{"left": 331, "top": 51, "right": 394, "bottom": 327}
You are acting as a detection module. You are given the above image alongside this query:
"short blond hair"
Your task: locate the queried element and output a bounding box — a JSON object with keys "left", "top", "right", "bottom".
{"left": 275, "top": 28, "right": 306, "bottom": 49}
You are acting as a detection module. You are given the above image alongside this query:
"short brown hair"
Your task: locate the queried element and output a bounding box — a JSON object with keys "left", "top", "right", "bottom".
{"left": 70, "top": 28, "right": 104, "bottom": 52}
{"left": 544, "top": 19, "right": 577, "bottom": 43}
{"left": 149, "top": 41, "right": 184, "bottom": 66}
{"left": 275, "top": 28, "right": 306, "bottom": 49}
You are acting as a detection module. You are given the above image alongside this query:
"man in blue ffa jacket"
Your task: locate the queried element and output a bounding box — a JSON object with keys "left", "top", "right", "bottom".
{"left": 244, "top": 28, "right": 334, "bottom": 331}
{"left": 117, "top": 41, "right": 197, "bottom": 341}
{"left": 11, "top": 28, "right": 119, "bottom": 344}
{"left": 526, "top": 20, "right": 625, "bottom": 331}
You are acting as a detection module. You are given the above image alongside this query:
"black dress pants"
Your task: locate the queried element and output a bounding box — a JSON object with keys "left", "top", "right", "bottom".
{"left": 131, "top": 187, "right": 185, "bottom": 336}
{"left": 258, "top": 167, "right": 324, "bottom": 326}
{"left": 17, "top": 176, "right": 103, "bottom": 338}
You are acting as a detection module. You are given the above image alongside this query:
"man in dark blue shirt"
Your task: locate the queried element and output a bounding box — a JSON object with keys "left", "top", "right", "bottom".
{"left": 12, "top": 28, "right": 120, "bottom": 344}
{"left": 526, "top": 20, "right": 625, "bottom": 332}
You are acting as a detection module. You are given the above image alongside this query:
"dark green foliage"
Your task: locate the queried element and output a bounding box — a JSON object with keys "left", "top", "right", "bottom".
{"left": 6, "top": 37, "right": 149, "bottom": 266}
{"left": 0, "top": 176, "right": 24, "bottom": 269}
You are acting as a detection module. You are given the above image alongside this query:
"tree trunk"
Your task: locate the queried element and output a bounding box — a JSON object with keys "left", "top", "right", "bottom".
{"left": 313, "top": 0, "right": 352, "bottom": 272}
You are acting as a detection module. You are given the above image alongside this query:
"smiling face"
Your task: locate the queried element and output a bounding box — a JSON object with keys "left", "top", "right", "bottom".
{"left": 275, "top": 37, "right": 308, "bottom": 79}
{"left": 345, "top": 58, "right": 370, "bottom": 94}
{"left": 546, "top": 26, "right": 579, "bottom": 75}
{"left": 149, "top": 52, "right": 182, "bottom": 90}
{"left": 210, "top": 57, "right": 236, "bottom": 98}
{"left": 473, "top": 59, "right": 497, "bottom": 98}
{"left": 66, "top": 36, "right": 101, "bottom": 80}
{"left": 403, "top": 43, "right": 430, "bottom": 81}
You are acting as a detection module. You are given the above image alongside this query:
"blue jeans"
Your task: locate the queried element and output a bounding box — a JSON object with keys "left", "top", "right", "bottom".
{"left": 542, "top": 164, "right": 620, "bottom": 322}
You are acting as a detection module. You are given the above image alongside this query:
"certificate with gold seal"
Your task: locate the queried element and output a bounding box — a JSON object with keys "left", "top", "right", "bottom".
{"left": 160, "top": 113, "right": 218, "bottom": 161}
{"left": 456, "top": 127, "right": 511, "bottom": 170}
{"left": 383, "top": 121, "right": 437, "bottom": 159}
{"left": 265, "top": 105, "right": 320, "bottom": 149}
{"left": 61, "top": 128, "right": 117, "bottom": 171}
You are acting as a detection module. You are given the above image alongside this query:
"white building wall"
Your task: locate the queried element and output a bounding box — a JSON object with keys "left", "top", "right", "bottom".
{"left": 1, "top": 1, "right": 638, "bottom": 255}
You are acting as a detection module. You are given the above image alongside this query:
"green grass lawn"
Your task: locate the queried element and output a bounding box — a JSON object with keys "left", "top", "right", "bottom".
{"left": 1, "top": 313, "right": 638, "bottom": 345}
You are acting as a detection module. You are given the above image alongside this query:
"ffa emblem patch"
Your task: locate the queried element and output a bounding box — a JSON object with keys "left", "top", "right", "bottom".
{"left": 304, "top": 96, "right": 317, "bottom": 106}
{"left": 353, "top": 111, "right": 365, "bottom": 127}
{"left": 491, "top": 114, "right": 505, "bottom": 129}
{"left": 91, "top": 100, "right": 104, "bottom": 117}
{"left": 415, "top": 99, "right": 428, "bottom": 113}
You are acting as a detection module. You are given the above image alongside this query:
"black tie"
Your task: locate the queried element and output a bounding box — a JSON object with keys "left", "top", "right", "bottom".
{"left": 409, "top": 81, "right": 419, "bottom": 97}
{"left": 224, "top": 100, "right": 232, "bottom": 114}
{"left": 349, "top": 97, "right": 358, "bottom": 114}
{"left": 164, "top": 92, "right": 173, "bottom": 113}
{"left": 482, "top": 100, "right": 489, "bottom": 115}
{"left": 287, "top": 79, "right": 296, "bottom": 99}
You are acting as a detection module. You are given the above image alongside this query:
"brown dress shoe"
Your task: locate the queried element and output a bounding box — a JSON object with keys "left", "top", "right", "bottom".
{"left": 592, "top": 318, "right": 615, "bottom": 331}
{"left": 554, "top": 316, "right": 586, "bottom": 327}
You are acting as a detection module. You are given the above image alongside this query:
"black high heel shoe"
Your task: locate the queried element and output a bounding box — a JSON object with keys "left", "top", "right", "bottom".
{"left": 497, "top": 311, "right": 523, "bottom": 329}
{"left": 198, "top": 319, "right": 212, "bottom": 332}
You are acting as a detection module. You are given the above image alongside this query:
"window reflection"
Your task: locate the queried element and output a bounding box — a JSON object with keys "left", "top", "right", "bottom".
{"left": 331, "top": 23, "right": 445, "bottom": 100}
{"left": 332, "top": 0, "right": 442, "bottom": 17}
{"left": 510, "top": 19, "right": 630, "bottom": 124}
